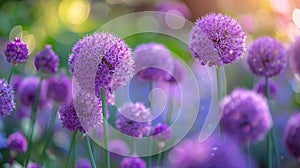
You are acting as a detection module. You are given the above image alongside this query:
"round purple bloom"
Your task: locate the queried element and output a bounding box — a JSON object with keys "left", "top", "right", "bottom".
{"left": 133, "top": 43, "right": 174, "bottom": 81}
{"left": 152, "top": 123, "right": 172, "bottom": 142}
{"left": 77, "top": 158, "right": 92, "bottom": 168}
{"left": 34, "top": 45, "right": 59, "bottom": 74}
{"left": 289, "top": 36, "right": 300, "bottom": 74}
{"left": 0, "top": 79, "right": 15, "bottom": 116}
{"left": 167, "top": 58, "right": 186, "bottom": 84}
{"left": 189, "top": 13, "right": 246, "bottom": 66}
{"left": 7, "top": 131, "right": 27, "bottom": 153}
{"left": 28, "top": 162, "right": 43, "bottom": 168}
{"left": 155, "top": 1, "right": 191, "bottom": 19}
{"left": 284, "top": 113, "right": 300, "bottom": 161}
{"left": 247, "top": 37, "right": 287, "bottom": 77}
{"left": 116, "top": 103, "right": 151, "bottom": 138}
{"left": 120, "top": 156, "right": 146, "bottom": 168}
{"left": 4, "top": 37, "right": 29, "bottom": 65}
{"left": 47, "top": 73, "right": 72, "bottom": 104}
{"left": 221, "top": 88, "right": 272, "bottom": 144}
{"left": 254, "top": 79, "right": 277, "bottom": 98}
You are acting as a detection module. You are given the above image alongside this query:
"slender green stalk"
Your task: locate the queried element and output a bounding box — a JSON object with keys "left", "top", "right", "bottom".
{"left": 25, "top": 77, "right": 43, "bottom": 167}
{"left": 157, "top": 149, "right": 162, "bottom": 168}
{"left": 101, "top": 88, "right": 110, "bottom": 168}
{"left": 85, "top": 135, "right": 97, "bottom": 168}
{"left": 148, "top": 81, "right": 153, "bottom": 168}
{"left": 40, "top": 104, "right": 59, "bottom": 163}
{"left": 216, "top": 67, "right": 223, "bottom": 135}
{"left": 166, "top": 86, "right": 174, "bottom": 125}
{"left": 267, "top": 133, "right": 272, "bottom": 168}
{"left": 132, "top": 137, "right": 136, "bottom": 154}
{"left": 7, "top": 65, "right": 15, "bottom": 84}
{"left": 66, "top": 131, "right": 78, "bottom": 168}
{"left": 73, "top": 133, "right": 78, "bottom": 168}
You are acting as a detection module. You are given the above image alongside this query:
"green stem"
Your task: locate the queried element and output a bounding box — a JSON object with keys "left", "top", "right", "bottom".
{"left": 85, "top": 135, "right": 97, "bottom": 168}
{"left": 148, "top": 81, "right": 153, "bottom": 168}
{"left": 101, "top": 88, "right": 110, "bottom": 168}
{"left": 216, "top": 67, "right": 223, "bottom": 135}
{"left": 25, "top": 77, "right": 43, "bottom": 167}
{"left": 267, "top": 133, "right": 272, "bottom": 168}
{"left": 166, "top": 86, "right": 174, "bottom": 125}
{"left": 66, "top": 131, "right": 78, "bottom": 168}
{"left": 40, "top": 104, "right": 59, "bottom": 163}
{"left": 73, "top": 133, "right": 77, "bottom": 168}
{"left": 157, "top": 149, "right": 162, "bottom": 168}
{"left": 132, "top": 137, "right": 136, "bottom": 154}
{"left": 247, "top": 142, "right": 251, "bottom": 168}
{"left": 7, "top": 65, "right": 15, "bottom": 84}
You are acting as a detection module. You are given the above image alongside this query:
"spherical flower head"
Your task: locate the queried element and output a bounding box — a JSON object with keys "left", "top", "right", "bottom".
{"left": 34, "top": 45, "right": 59, "bottom": 74}
{"left": 120, "top": 156, "right": 146, "bottom": 168}
{"left": 47, "top": 73, "right": 72, "bottom": 104}
{"left": 254, "top": 79, "right": 277, "bottom": 98}
{"left": 189, "top": 13, "right": 246, "bottom": 66}
{"left": 221, "top": 88, "right": 272, "bottom": 144}
{"left": 4, "top": 37, "right": 29, "bottom": 65}
{"left": 152, "top": 123, "right": 173, "bottom": 142}
{"left": 284, "top": 113, "right": 300, "bottom": 161}
{"left": 28, "top": 162, "right": 43, "bottom": 168}
{"left": 167, "top": 58, "right": 186, "bottom": 84}
{"left": 77, "top": 158, "right": 92, "bottom": 168}
{"left": 0, "top": 79, "right": 15, "bottom": 116}
{"left": 247, "top": 37, "right": 287, "bottom": 77}
{"left": 116, "top": 102, "right": 151, "bottom": 138}
{"left": 58, "top": 100, "right": 85, "bottom": 133}
{"left": 133, "top": 43, "right": 174, "bottom": 81}
{"left": 7, "top": 131, "right": 27, "bottom": 153}
{"left": 289, "top": 36, "right": 300, "bottom": 74}
{"left": 155, "top": 1, "right": 191, "bottom": 19}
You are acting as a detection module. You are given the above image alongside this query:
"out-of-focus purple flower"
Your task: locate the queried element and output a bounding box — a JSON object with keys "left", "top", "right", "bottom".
{"left": 289, "top": 36, "right": 300, "bottom": 74}
{"left": 155, "top": 1, "right": 191, "bottom": 19}
{"left": 47, "top": 73, "right": 72, "bottom": 104}
{"left": 11, "top": 75, "right": 23, "bottom": 91}
{"left": 4, "top": 37, "right": 29, "bottom": 65}
{"left": 109, "top": 139, "right": 130, "bottom": 156}
{"left": 168, "top": 135, "right": 249, "bottom": 168}
{"left": 116, "top": 102, "right": 151, "bottom": 138}
{"left": 34, "top": 45, "right": 59, "bottom": 74}
{"left": 284, "top": 113, "right": 300, "bottom": 161}
{"left": 167, "top": 58, "right": 186, "bottom": 84}
{"left": 28, "top": 162, "right": 43, "bottom": 168}
{"left": 17, "top": 77, "right": 49, "bottom": 109}
{"left": 247, "top": 37, "right": 287, "bottom": 77}
{"left": 58, "top": 100, "right": 85, "bottom": 133}
{"left": 189, "top": 13, "right": 246, "bottom": 66}
{"left": 0, "top": 79, "right": 15, "bottom": 116}
{"left": 133, "top": 43, "right": 174, "bottom": 81}
{"left": 120, "top": 156, "right": 146, "bottom": 168}
{"left": 221, "top": 88, "right": 272, "bottom": 144}
{"left": 77, "top": 158, "right": 92, "bottom": 168}
{"left": 254, "top": 79, "right": 277, "bottom": 98}
{"left": 7, "top": 131, "right": 27, "bottom": 153}
{"left": 152, "top": 123, "right": 172, "bottom": 142}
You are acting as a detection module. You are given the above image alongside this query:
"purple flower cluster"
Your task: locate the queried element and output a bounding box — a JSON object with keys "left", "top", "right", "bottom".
{"left": 34, "top": 45, "right": 59, "bottom": 74}
{"left": 0, "top": 79, "right": 15, "bottom": 116}
{"left": 254, "top": 79, "right": 277, "bottom": 98}
{"left": 284, "top": 113, "right": 300, "bottom": 161}
{"left": 189, "top": 13, "right": 246, "bottom": 66}
{"left": 47, "top": 73, "right": 72, "bottom": 104}
{"left": 116, "top": 102, "right": 151, "bottom": 138}
{"left": 221, "top": 88, "right": 272, "bottom": 144}
{"left": 152, "top": 123, "right": 173, "bottom": 142}
{"left": 77, "top": 158, "right": 92, "bottom": 168}
{"left": 120, "top": 156, "right": 146, "bottom": 168}
{"left": 247, "top": 37, "right": 287, "bottom": 77}
{"left": 7, "top": 131, "right": 27, "bottom": 153}
{"left": 4, "top": 37, "right": 29, "bottom": 65}
{"left": 289, "top": 36, "right": 300, "bottom": 74}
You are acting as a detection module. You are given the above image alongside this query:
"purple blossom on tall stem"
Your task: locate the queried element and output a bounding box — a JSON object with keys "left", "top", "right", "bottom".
{"left": 254, "top": 79, "right": 277, "bottom": 99}
{"left": 284, "top": 113, "right": 300, "bottom": 161}
{"left": 0, "top": 79, "right": 15, "bottom": 116}
{"left": 7, "top": 131, "right": 27, "bottom": 153}
{"left": 120, "top": 155, "right": 146, "bottom": 168}
{"left": 47, "top": 73, "right": 72, "bottom": 104}
{"left": 34, "top": 45, "right": 59, "bottom": 74}
{"left": 4, "top": 37, "right": 29, "bottom": 65}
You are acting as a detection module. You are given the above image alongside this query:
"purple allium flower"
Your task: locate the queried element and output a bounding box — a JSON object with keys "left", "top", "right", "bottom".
{"left": 167, "top": 58, "right": 186, "bottom": 84}
{"left": 17, "top": 77, "right": 49, "bottom": 109}
{"left": 221, "top": 88, "right": 272, "bottom": 144}
{"left": 28, "top": 162, "right": 43, "bottom": 168}
{"left": 155, "top": 1, "right": 191, "bottom": 19}
{"left": 77, "top": 158, "right": 92, "bottom": 168}
{"left": 7, "top": 131, "right": 27, "bottom": 153}
{"left": 116, "top": 103, "right": 151, "bottom": 138}
{"left": 254, "top": 79, "right": 277, "bottom": 98}
{"left": 4, "top": 37, "right": 29, "bottom": 65}
{"left": 289, "top": 36, "right": 300, "bottom": 74}
{"left": 109, "top": 139, "right": 130, "bottom": 156}
{"left": 69, "top": 32, "right": 134, "bottom": 96}
{"left": 58, "top": 100, "right": 85, "bottom": 133}
{"left": 47, "top": 73, "right": 72, "bottom": 104}
{"left": 0, "top": 79, "right": 15, "bottom": 116}
{"left": 284, "top": 113, "right": 300, "bottom": 161}
{"left": 34, "top": 45, "right": 59, "bottom": 74}
{"left": 152, "top": 123, "right": 173, "bottom": 142}
{"left": 168, "top": 136, "right": 249, "bottom": 168}
{"left": 120, "top": 156, "right": 146, "bottom": 168}
{"left": 247, "top": 37, "right": 287, "bottom": 77}
{"left": 189, "top": 13, "right": 246, "bottom": 66}
{"left": 133, "top": 43, "right": 174, "bottom": 81}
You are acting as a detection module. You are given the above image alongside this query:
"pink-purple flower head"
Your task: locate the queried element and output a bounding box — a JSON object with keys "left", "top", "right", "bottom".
{"left": 152, "top": 123, "right": 173, "bottom": 142}
{"left": 254, "top": 79, "right": 277, "bottom": 98}
{"left": 34, "top": 45, "right": 59, "bottom": 74}
{"left": 221, "top": 88, "right": 272, "bottom": 144}
{"left": 47, "top": 73, "right": 72, "bottom": 104}
{"left": 167, "top": 58, "right": 186, "bottom": 84}
{"left": 289, "top": 36, "right": 300, "bottom": 74}
{"left": 133, "top": 43, "right": 174, "bottom": 81}
{"left": 284, "top": 113, "right": 300, "bottom": 161}
{"left": 247, "top": 37, "right": 287, "bottom": 77}
{"left": 116, "top": 102, "right": 151, "bottom": 138}
{"left": 0, "top": 79, "right": 15, "bottom": 116}
{"left": 7, "top": 131, "right": 27, "bottom": 153}
{"left": 189, "top": 13, "right": 246, "bottom": 66}
{"left": 4, "top": 37, "right": 29, "bottom": 65}
{"left": 155, "top": 1, "right": 191, "bottom": 19}
{"left": 120, "top": 155, "right": 146, "bottom": 168}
